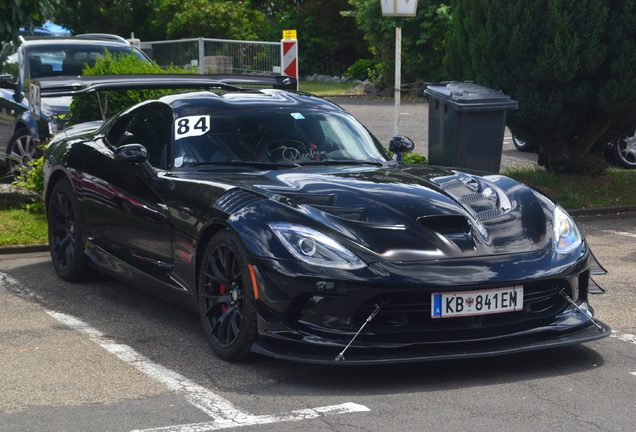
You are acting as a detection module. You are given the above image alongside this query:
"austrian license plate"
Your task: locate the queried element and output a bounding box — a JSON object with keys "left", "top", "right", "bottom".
{"left": 431, "top": 286, "right": 523, "bottom": 318}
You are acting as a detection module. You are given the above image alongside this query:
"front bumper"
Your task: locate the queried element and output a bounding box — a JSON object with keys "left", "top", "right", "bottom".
{"left": 248, "top": 247, "right": 609, "bottom": 364}
{"left": 250, "top": 319, "right": 611, "bottom": 365}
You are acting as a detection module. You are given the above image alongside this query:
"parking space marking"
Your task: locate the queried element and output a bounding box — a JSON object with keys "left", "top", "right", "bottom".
{"left": 45, "top": 310, "right": 369, "bottom": 431}
{"left": 579, "top": 225, "right": 636, "bottom": 239}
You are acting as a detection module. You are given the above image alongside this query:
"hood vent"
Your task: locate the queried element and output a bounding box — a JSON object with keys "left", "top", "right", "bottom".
{"left": 198, "top": 167, "right": 258, "bottom": 174}
{"left": 433, "top": 174, "right": 512, "bottom": 221}
{"left": 418, "top": 215, "right": 471, "bottom": 235}
{"left": 213, "top": 188, "right": 265, "bottom": 214}
{"left": 277, "top": 193, "right": 336, "bottom": 206}
{"left": 313, "top": 205, "right": 366, "bottom": 221}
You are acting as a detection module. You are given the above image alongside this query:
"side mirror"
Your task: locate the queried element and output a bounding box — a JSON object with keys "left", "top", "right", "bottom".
{"left": 389, "top": 135, "right": 414, "bottom": 162}
{"left": 0, "top": 74, "right": 17, "bottom": 90}
{"left": 115, "top": 143, "right": 148, "bottom": 163}
{"left": 0, "top": 74, "right": 22, "bottom": 102}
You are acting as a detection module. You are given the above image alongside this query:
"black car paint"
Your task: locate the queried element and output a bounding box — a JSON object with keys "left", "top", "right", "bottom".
{"left": 43, "top": 87, "right": 610, "bottom": 364}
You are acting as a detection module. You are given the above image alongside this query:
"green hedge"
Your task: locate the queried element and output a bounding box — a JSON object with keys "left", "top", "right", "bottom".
{"left": 69, "top": 51, "right": 194, "bottom": 125}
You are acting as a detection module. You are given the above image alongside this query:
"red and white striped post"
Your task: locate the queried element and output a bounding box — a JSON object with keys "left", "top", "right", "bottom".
{"left": 281, "top": 30, "right": 298, "bottom": 90}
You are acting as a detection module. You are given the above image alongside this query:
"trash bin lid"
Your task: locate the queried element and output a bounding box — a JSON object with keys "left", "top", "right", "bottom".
{"left": 424, "top": 81, "right": 518, "bottom": 111}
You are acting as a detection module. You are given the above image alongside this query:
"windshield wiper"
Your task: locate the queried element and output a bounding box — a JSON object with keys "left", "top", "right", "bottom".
{"left": 297, "top": 159, "right": 386, "bottom": 166}
{"left": 194, "top": 160, "right": 301, "bottom": 168}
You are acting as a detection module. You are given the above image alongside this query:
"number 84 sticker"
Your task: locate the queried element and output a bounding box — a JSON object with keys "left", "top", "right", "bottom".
{"left": 175, "top": 115, "right": 210, "bottom": 140}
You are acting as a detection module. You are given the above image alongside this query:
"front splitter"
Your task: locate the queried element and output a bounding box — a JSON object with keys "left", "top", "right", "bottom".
{"left": 250, "top": 320, "right": 612, "bottom": 365}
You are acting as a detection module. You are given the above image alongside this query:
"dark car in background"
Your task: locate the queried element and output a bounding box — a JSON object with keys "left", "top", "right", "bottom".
{"left": 513, "top": 133, "right": 636, "bottom": 169}
{"left": 0, "top": 35, "right": 149, "bottom": 177}
{"left": 42, "top": 75, "right": 610, "bottom": 364}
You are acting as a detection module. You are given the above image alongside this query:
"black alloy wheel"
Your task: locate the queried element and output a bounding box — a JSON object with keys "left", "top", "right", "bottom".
{"left": 199, "top": 230, "right": 257, "bottom": 361}
{"left": 47, "top": 178, "right": 90, "bottom": 281}
{"left": 610, "top": 130, "right": 636, "bottom": 169}
{"left": 7, "top": 129, "right": 41, "bottom": 178}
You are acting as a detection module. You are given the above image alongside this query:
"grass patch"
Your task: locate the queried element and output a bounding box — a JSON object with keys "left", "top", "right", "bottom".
{"left": 298, "top": 81, "right": 360, "bottom": 95}
{"left": 504, "top": 167, "right": 636, "bottom": 210}
{"left": 0, "top": 209, "right": 48, "bottom": 246}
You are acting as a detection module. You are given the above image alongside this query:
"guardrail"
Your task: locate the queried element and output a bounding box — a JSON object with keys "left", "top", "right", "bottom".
{"left": 139, "top": 37, "right": 282, "bottom": 76}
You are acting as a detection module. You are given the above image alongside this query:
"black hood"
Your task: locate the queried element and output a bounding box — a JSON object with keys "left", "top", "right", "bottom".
{"left": 193, "top": 164, "right": 552, "bottom": 262}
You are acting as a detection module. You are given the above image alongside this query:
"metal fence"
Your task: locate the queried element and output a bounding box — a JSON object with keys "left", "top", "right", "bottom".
{"left": 138, "top": 38, "right": 281, "bottom": 76}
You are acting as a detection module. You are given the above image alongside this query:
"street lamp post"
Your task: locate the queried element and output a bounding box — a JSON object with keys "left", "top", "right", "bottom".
{"left": 380, "top": 0, "right": 418, "bottom": 136}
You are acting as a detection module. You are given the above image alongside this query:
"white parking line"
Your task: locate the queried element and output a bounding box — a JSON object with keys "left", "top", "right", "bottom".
{"left": 44, "top": 310, "right": 369, "bottom": 431}
{"left": 579, "top": 225, "right": 636, "bottom": 239}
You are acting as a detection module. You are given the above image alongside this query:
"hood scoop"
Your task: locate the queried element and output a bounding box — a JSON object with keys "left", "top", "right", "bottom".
{"left": 417, "top": 215, "right": 471, "bottom": 235}
{"left": 433, "top": 174, "right": 512, "bottom": 221}
{"left": 277, "top": 193, "right": 366, "bottom": 221}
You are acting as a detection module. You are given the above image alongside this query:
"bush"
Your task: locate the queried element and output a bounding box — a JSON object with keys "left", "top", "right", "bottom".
{"left": 13, "top": 155, "right": 45, "bottom": 213}
{"left": 344, "top": 0, "right": 451, "bottom": 89}
{"left": 445, "top": 0, "right": 636, "bottom": 175}
{"left": 386, "top": 149, "right": 428, "bottom": 164}
{"left": 344, "top": 58, "right": 379, "bottom": 81}
{"left": 69, "top": 51, "right": 193, "bottom": 125}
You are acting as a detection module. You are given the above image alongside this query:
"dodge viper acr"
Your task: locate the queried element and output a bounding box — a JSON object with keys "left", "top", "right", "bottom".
{"left": 42, "top": 75, "right": 611, "bottom": 364}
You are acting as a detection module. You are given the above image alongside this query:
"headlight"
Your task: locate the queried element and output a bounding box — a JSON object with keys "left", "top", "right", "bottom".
{"left": 554, "top": 205, "right": 582, "bottom": 253}
{"left": 48, "top": 120, "right": 67, "bottom": 136}
{"left": 269, "top": 222, "right": 366, "bottom": 269}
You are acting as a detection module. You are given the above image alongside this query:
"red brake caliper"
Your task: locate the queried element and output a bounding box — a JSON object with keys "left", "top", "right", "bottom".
{"left": 219, "top": 272, "right": 229, "bottom": 314}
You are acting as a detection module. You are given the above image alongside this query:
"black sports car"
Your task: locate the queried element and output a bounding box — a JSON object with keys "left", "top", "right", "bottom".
{"left": 42, "top": 75, "right": 611, "bottom": 364}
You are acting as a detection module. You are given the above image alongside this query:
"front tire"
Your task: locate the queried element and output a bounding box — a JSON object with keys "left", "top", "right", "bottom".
{"left": 199, "top": 230, "right": 258, "bottom": 361}
{"left": 512, "top": 135, "right": 536, "bottom": 152}
{"left": 47, "top": 178, "right": 90, "bottom": 281}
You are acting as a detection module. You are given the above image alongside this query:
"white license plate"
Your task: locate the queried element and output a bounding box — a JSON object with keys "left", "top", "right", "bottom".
{"left": 431, "top": 286, "right": 523, "bottom": 318}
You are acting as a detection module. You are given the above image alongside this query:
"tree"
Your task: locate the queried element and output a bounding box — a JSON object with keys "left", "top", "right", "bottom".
{"left": 345, "top": 0, "right": 451, "bottom": 88}
{"left": 54, "top": 0, "right": 155, "bottom": 38}
{"left": 263, "top": 0, "right": 369, "bottom": 76}
{"left": 0, "top": 0, "right": 54, "bottom": 44}
{"left": 445, "top": 0, "right": 636, "bottom": 175}
{"left": 148, "top": 0, "right": 265, "bottom": 41}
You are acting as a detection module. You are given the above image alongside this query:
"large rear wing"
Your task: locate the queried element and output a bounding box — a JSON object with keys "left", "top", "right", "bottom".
{"left": 0, "top": 73, "right": 297, "bottom": 122}
{"left": 38, "top": 74, "right": 297, "bottom": 96}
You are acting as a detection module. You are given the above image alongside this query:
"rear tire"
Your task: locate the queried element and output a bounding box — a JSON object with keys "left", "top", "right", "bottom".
{"left": 47, "top": 178, "right": 90, "bottom": 281}
{"left": 6, "top": 129, "right": 41, "bottom": 178}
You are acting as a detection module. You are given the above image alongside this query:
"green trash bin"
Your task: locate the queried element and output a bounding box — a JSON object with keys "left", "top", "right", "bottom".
{"left": 425, "top": 81, "right": 518, "bottom": 173}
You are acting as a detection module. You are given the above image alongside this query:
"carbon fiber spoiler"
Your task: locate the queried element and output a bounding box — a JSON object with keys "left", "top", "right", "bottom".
{"left": 39, "top": 74, "right": 297, "bottom": 96}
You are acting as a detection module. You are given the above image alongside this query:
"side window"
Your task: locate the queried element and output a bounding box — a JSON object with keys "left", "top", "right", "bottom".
{"left": 105, "top": 114, "right": 133, "bottom": 147}
{"left": 109, "top": 107, "right": 172, "bottom": 169}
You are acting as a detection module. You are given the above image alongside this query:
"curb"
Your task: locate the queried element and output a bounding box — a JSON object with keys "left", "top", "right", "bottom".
{"left": 2, "top": 207, "right": 635, "bottom": 256}
{"left": 568, "top": 205, "right": 636, "bottom": 217}
{"left": 0, "top": 243, "right": 49, "bottom": 255}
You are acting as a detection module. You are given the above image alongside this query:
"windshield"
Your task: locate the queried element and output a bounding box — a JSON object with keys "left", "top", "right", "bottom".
{"left": 24, "top": 45, "right": 148, "bottom": 79}
{"left": 172, "top": 109, "right": 390, "bottom": 168}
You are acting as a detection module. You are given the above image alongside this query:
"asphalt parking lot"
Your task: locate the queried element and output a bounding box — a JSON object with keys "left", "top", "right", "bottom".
{"left": 1, "top": 97, "right": 635, "bottom": 432}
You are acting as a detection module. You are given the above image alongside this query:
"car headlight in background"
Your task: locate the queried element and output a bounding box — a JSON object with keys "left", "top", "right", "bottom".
{"left": 269, "top": 222, "right": 367, "bottom": 269}
{"left": 554, "top": 205, "right": 582, "bottom": 253}
{"left": 48, "top": 120, "right": 67, "bottom": 136}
